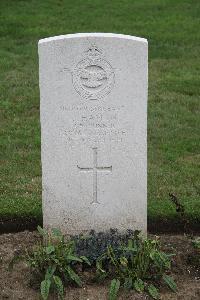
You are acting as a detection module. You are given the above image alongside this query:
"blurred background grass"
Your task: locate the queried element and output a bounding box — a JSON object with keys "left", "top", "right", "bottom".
{"left": 0, "top": 0, "right": 199, "bottom": 228}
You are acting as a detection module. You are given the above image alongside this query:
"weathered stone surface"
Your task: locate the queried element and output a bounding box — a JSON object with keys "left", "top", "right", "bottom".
{"left": 39, "top": 33, "right": 148, "bottom": 235}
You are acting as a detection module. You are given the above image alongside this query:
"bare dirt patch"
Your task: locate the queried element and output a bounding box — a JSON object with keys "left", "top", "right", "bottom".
{"left": 0, "top": 231, "right": 199, "bottom": 299}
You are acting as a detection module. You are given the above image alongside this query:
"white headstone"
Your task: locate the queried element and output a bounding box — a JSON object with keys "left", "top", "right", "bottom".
{"left": 39, "top": 33, "right": 148, "bottom": 235}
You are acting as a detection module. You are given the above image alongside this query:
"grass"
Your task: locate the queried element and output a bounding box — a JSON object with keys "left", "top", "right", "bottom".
{"left": 0, "top": 0, "right": 200, "bottom": 227}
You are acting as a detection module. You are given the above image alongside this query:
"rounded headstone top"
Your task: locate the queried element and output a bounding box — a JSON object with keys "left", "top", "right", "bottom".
{"left": 38, "top": 32, "right": 148, "bottom": 45}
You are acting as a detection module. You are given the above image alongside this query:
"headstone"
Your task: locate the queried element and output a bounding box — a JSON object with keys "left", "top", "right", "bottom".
{"left": 39, "top": 33, "right": 148, "bottom": 235}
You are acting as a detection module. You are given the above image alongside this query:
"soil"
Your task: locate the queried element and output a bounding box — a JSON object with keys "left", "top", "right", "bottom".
{"left": 0, "top": 231, "right": 199, "bottom": 300}
{"left": 1, "top": 216, "right": 200, "bottom": 234}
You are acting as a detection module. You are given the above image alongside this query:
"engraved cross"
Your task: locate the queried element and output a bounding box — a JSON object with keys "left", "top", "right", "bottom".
{"left": 77, "top": 148, "right": 112, "bottom": 204}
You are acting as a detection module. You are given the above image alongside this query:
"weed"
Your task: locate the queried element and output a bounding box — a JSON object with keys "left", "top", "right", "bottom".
{"left": 96, "top": 231, "right": 176, "bottom": 299}
{"left": 187, "top": 236, "right": 200, "bottom": 271}
{"left": 192, "top": 237, "right": 200, "bottom": 250}
{"left": 169, "top": 193, "right": 190, "bottom": 233}
{"left": 26, "top": 226, "right": 91, "bottom": 300}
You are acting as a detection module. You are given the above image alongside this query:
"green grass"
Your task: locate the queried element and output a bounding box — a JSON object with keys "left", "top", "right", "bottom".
{"left": 0, "top": 0, "right": 200, "bottom": 226}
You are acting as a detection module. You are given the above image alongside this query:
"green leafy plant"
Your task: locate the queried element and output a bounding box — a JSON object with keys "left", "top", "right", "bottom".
{"left": 96, "top": 232, "right": 176, "bottom": 299}
{"left": 109, "top": 279, "right": 120, "bottom": 300}
{"left": 187, "top": 236, "right": 200, "bottom": 268}
{"left": 26, "top": 226, "right": 91, "bottom": 300}
{"left": 192, "top": 237, "right": 200, "bottom": 250}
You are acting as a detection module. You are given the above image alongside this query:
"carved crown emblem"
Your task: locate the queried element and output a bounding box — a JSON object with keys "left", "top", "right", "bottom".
{"left": 87, "top": 46, "right": 102, "bottom": 59}
{"left": 72, "top": 46, "right": 114, "bottom": 100}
